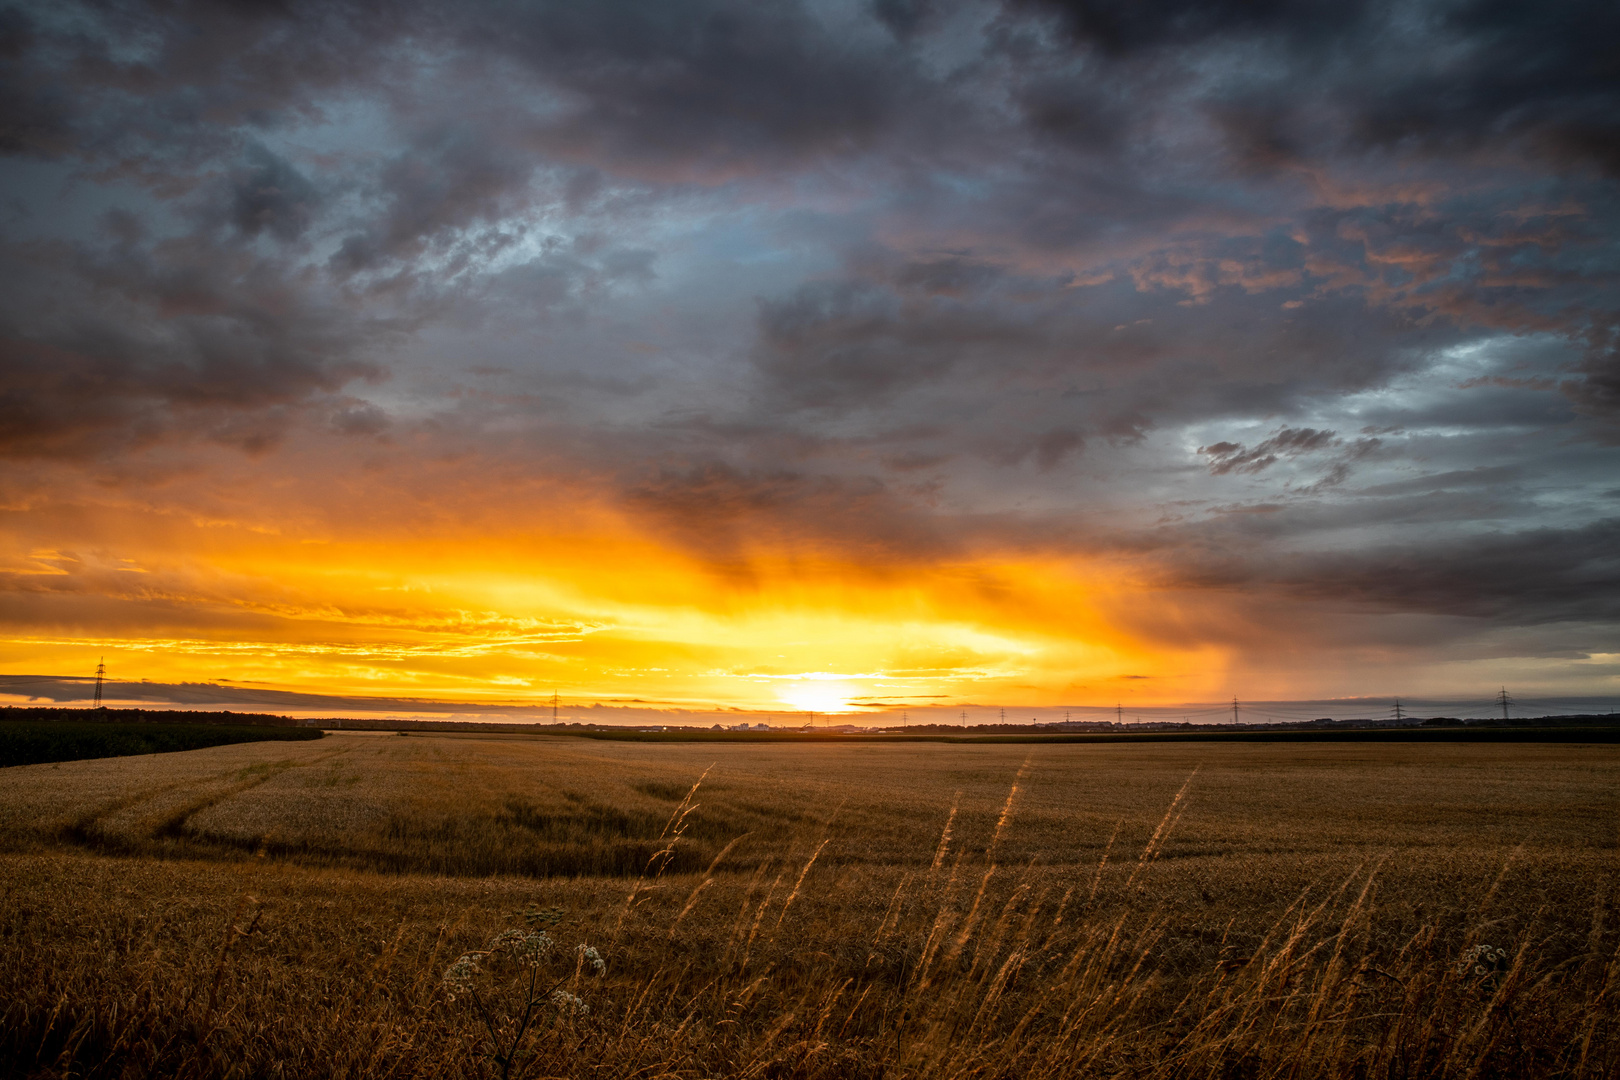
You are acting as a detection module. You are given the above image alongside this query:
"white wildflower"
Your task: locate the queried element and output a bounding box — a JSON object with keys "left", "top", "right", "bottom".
{"left": 489, "top": 928, "right": 553, "bottom": 966}
{"left": 516, "top": 931, "right": 554, "bottom": 966}
{"left": 442, "top": 952, "right": 482, "bottom": 998}
{"left": 577, "top": 944, "right": 605, "bottom": 975}
{"left": 550, "top": 989, "right": 589, "bottom": 1016}
{"left": 489, "top": 929, "right": 525, "bottom": 949}
{"left": 1457, "top": 943, "right": 1509, "bottom": 977}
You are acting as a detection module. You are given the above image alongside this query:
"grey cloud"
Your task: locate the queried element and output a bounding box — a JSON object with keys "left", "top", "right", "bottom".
{"left": 1032, "top": 427, "right": 1084, "bottom": 469}
{"left": 745, "top": 260, "right": 1460, "bottom": 447}
{"left": 623, "top": 459, "right": 957, "bottom": 564}
{"left": 0, "top": 234, "right": 386, "bottom": 458}
{"left": 466, "top": 0, "right": 926, "bottom": 176}
{"left": 1019, "top": 0, "right": 1620, "bottom": 176}
{"left": 328, "top": 398, "right": 391, "bottom": 437}
{"left": 1012, "top": 0, "right": 1369, "bottom": 57}
{"left": 0, "top": 7, "right": 72, "bottom": 157}
{"left": 1199, "top": 427, "right": 1337, "bottom": 476}
{"left": 1291, "top": 518, "right": 1620, "bottom": 624}
{"left": 1016, "top": 75, "right": 1128, "bottom": 153}
{"left": 752, "top": 278, "right": 1023, "bottom": 410}
{"left": 870, "top": 0, "right": 938, "bottom": 40}
{"left": 229, "top": 144, "right": 318, "bottom": 240}
{"left": 1118, "top": 502, "right": 1620, "bottom": 633}
{"left": 1564, "top": 321, "right": 1620, "bottom": 433}
{"left": 331, "top": 126, "right": 537, "bottom": 276}
{"left": 1355, "top": 465, "right": 1524, "bottom": 499}
{"left": 0, "top": 1, "right": 408, "bottom": 181}
{"left": 1350, "top": 0, "right": 1620, "bottom": 175}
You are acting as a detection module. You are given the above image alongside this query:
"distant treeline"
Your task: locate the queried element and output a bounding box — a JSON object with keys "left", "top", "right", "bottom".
{"left": 334, "top": 716, "right": 1620, "bottom": 744}
{"left": 1, "top": 722, "right": 323, "bottom": 768}
{"left": 5, "top": 707, "right": 1618, "bottom": 747}
{"left": 0, "top": 707, "right": 303, "bottom": 727}
{"left": 543, "top": 725, "right": 1620, "bottom": 745}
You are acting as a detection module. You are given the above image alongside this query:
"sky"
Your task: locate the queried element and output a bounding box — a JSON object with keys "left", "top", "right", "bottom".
{"left": 1, "top": 0, "right": 1618, "bottom": 721}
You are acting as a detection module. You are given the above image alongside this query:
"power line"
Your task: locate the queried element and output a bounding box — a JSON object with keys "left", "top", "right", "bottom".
{"left": 93, "top": 657, "right": 105, "bottom": 708}
{"left": 1497, "top": 687, "right": 1513, "bottom": 721}
{"left": 1232, "top": 696, "right": 1240, "bottom": 725}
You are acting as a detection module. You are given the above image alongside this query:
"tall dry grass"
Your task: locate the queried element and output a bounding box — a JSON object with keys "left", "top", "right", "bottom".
{"left": 1, "top": 733, "right": 1616, "bottom": 1078}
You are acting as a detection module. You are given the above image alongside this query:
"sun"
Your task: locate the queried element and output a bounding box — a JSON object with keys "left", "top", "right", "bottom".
{"left": 775, "top": 679, "right": 862, "bottom": 714}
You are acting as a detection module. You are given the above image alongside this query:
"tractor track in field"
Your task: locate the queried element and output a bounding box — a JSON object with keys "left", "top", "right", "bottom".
{"left": 56, "top": 747, "right": 350, "bottom": 857}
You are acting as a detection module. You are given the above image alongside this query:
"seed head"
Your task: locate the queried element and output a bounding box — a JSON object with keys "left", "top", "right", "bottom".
{"left": 551, "top": 989, "right": 590, "bottom": 1016}
{"left": 490, "top": 928, "right": 554, "bottom": 966}
{"left": 442, "top": 953, "right": 482, "bottom": 999}
{"left": 1457, "top": 943, "right": 1509, "bottom": 977}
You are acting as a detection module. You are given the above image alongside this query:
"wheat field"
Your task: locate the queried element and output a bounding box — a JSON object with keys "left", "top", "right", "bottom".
{"left": 1, "top": 730, "right": 1616, "bottom": 1078}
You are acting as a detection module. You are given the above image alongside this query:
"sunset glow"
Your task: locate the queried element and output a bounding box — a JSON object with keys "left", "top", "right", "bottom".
{"left": 0, "top": 484, "right": 1198, "bottom": 715}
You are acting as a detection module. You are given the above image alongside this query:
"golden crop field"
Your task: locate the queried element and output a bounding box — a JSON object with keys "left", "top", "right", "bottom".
{"left": 2, "top": 731, "right": 1616, "bottom": 1079}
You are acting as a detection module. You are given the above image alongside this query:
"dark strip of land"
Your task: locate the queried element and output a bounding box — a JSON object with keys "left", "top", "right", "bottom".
{"left": 5, "top": 707, "right": 1617, "bottom": 746}
{"left": 321, "top": 713, "right": 1620, "bottom": 743}
{"left": 534, "top": 725, "right": 1620, "bottom": 744}
{"left": 0, "top": 707, "right": 305, "bottom": 726}
{"left": 0, "top": 722, "right": 324, "bottom": 768}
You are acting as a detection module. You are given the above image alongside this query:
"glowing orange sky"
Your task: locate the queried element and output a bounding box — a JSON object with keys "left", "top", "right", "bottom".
{"left": 8, "top": 424, "right": 1620, "bottom": 719}
{"left": 5, "top": 435, "right": 1616, "bottom": 718}
{"left": 0, "top": 470, "right": 1229, "bottom": 715}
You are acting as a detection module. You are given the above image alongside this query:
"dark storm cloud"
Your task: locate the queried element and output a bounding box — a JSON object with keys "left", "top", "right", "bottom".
{"left": 1272, "top": 519, "right": 1620, "bottom": 625}
{"left": 1012, "top": 0, "right": 1368, "bottom": 56}
{"left": 0, "top": 6, "right": 71, "bottom": 156}
{"left": 746, "top": 256, "right": 1463, "bottom": 448}
{"left": 1019, "top": 0, "right": 1620, "bottom": 174}
{"left": 0, "top": 0, "right": 427, "bottom": 459}
{"left": 329, "top": 126, "right": 539, "bottom": 277}
{"left": 0, "top": 0, "right": 951, "bottom": 460}
{"left": 0, "top": 229, "right": 388, "bottom": 458}
{"left": 461, "top": 0, "right": 923, "bottom": 175}
{"left": 1566, "top": 321, "right": 1620, "bottom": 430}
{"left": 625, "top": 459, "right": 957, "bottom": 564}
{"left": 228, "top": 144, "right": 318, "bottom": 241}
{"left": 1350, "top": 0, "right": 1620, "bottom": 175}
{"left": 752, "top": 274, "right": 1042, "bottom": 410}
